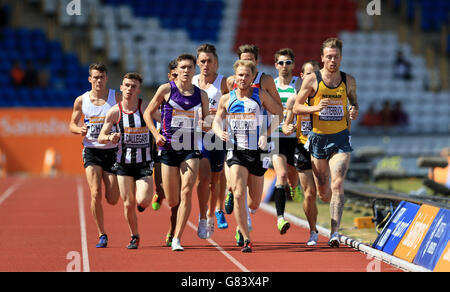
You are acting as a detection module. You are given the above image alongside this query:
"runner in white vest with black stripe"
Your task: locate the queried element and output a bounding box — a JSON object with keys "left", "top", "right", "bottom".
{"left": 99, "top": 72, "right": 153, "bottom": 250}
{"left": 69, "top": 63, "right": 121, "bottom": 249}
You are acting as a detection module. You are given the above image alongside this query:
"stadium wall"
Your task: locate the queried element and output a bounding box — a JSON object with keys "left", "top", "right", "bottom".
{"left": 0, "top": 109, "right": 84, "bottom": 175}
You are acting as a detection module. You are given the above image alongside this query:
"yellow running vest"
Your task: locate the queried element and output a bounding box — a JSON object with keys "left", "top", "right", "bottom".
{"left": 309, "top": 71, "right": 349, "bottom": 135}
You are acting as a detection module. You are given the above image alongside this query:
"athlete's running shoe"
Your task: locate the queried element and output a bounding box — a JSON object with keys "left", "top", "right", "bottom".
{"left": 137, "top": 205, "right": 146, "bottom": 212}
{"left": 171, "top": 238, "right": 184, "bottom": 251}
{"left": 235, "top": 229, "right": 244, "bottom": 247}
{"left": 224, "top": 192, "right": 234, "bottom": 214}
{"left": 277, "top": 218, "right": 290, "bottom": 235}
{"left": 241, "top": 240, "right": 253, "bottom": 253}
{"left": 206, "top": 217, "right": 214, "bottom": 238}
{"left": 127, "top": 235, "right": 140, "bottom": 249}
{"left": 215, "top": 210, "right": 228, "bottom": 229}
{"left": 307, "top": 230, "right": 319, "bottom": 246}
{"left": 96, "top": 234, "right": 108, "bottom": 248}
{"left": 328, "top": 232, "right": 340, "bottom": 248}
{"left": 152, "top": 194, "right": 163, "bottom": 211}
{"left": 166, "top": 234, "right": 173, "bottom": 247}
{"left": 290, "top": 185, "right": 303, "bottom": 202}
{"left": 197, "top": 218, "right": 208, "bottom": 239}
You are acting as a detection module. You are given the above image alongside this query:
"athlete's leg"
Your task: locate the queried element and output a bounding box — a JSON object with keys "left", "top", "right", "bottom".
{"left": 299, "top": 169, "right": 318, "bottom": 232}
{"left": 135, "top": 176, "right": 153, "bottom": 210}
{"left": 161, "top": 164, "right": 181, "bottom": 208}
{"left": 196, "top": 157, "right": 211, "bottom": 220}
{"left": 117, "top": 175, "right": 138, "bottom": 236}
{"left": 85, "top": 165, "right": 106, "bottom": 236}
{"left": 174, "top": 158, "right": 200, "bottom": 239}
{"left": 154, "top": 162, "right": 165, "bottom": 199}
{"left": 229, "top": 164, "right": 250, "bottom": 241}
{"left": 272, "top": 154, "right": 289, "bottom": 218}
{"left": 328, "top": 152, "right": 350, "bottom": 234}
{"left": 311, "top": 157, "right": 332, "bottom": 203}
{"left": 247, "top": 173, "right": 264, "bottom": 211}
{"left": 102, "top": 171, "right": 120, "bottom": 205}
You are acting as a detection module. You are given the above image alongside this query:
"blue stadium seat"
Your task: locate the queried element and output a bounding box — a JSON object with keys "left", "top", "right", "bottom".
{"left": 0, "top": 27, "right": 88, "bottom": 107}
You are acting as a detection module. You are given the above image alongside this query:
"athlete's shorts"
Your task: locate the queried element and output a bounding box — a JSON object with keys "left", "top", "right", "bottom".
{"left": 307, "top": 129, "right": 353, "bottom": 160}
{"left": 114, "top": 161, "right": 154, "bottom": 181}
{"left": 201, "top": 148, "right": 226, "bottom": 173}
{"left": 270, "top": 137, "right": 296, "bottom": 167}
{"left": 226, "top": 149, "right": 269, "bottom": 177}
{"left": 83, "top": 147, "right": 118, "bottom": 174}
{"left": 159, "top": 149, "right": 202, "bottom": 167}
{"left": 294, "top": 143, "right": 312, "bottom": 172}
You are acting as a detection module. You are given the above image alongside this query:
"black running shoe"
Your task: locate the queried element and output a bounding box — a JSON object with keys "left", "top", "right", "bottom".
{"left": 127, "top": 235, "right": 140, "bottom": 249}
{"left": 241, "top": 240, "right": 253, "bottom": 253}
{"left": 225, "top": 192, "right": 234, "bottom": 214}
{"left": 137, "top": 205, "right": 146, "bottom": 212}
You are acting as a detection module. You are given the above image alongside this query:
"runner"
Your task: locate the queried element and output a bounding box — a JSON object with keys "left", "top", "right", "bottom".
{"left": 213, "top": 60, "right": 283, "bottom": 252}
{"left": 293, "top": 38, "right": 359, "bottom": 247}
{"left": 271, "top": 48, "right": 302, "bottom": 235}
{"left": 144, "top": 54, "right": 209, "bottom": 251}
{"left": 69, "top": 63, "right": 121, "bottom": 248}
{"left": 284, "top": 60, "right": 322, "bottom": 245}
{"left": 98, "top": 72, "right": 154, "bottom": 249}
{"left": 148, "top": 59, "right": 180, "bottom": 247}
{"left": 193, "top": 44, "right": 229, "bottom": 239}
{"left": 224, "top": 44, "right": 282, "bottom": 241}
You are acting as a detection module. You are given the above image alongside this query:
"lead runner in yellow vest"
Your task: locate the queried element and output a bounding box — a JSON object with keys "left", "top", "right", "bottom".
{"left": 293, "top": 38, "right": 359, "bottom": 248}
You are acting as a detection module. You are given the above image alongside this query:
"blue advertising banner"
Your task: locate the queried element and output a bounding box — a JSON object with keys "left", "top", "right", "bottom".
{"left": 372, "top": 201, "right": 420, "bottom": 254}
{"left": 413, "top": 208, "right": 450, "bottom": 270}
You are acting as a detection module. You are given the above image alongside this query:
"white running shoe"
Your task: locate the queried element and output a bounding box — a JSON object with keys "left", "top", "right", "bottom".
{"left": 307, "top": 230, "right": 319, "bottom": 246}
{"left": 206, "top": 217, "right": 214, "bottom": 239}
{"left": 328, "top": 232, "right": 340, "bottom": 247}
{"left": 171, "top": 238, "right": 184, "bottom": 251}
{"left": 197, "top": 218, "right": 208, "bottom": 239}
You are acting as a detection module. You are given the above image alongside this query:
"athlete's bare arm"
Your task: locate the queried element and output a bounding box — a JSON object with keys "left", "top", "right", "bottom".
{"left": 69, "top": 95, "right": 88, "bottom": 136}
{"left": 260, "top": 88, "right": 283, "bottom": 137}
{"left": 143, "top": 83, "right": 171, "bottom": 146}
{"left": 200, "top": 90, "right": 212, "bottom": 132}
{"left": 226, "top": 76, "right": 235, "bottom": 92}
{"left": 98, "top": 105, "right": 121, "bottom": 144}
{"left": 221, "top": 76, "right": 230, "bottom": 96}
{"left": 115, "top": 91, "right": 123, "bottom": 103}
{"left": 282, "top": 95, "right": 296, "bottom": 136}
{"left": 293, "top": 73, "right": 328, "bottom": 115}
{"left": 346, "top": 74, "right": 359, "bottom": 120}
{"left": 261, "top": 74, "right": 283, "bottom": 108}
{"left": 212, "top": 93, "right": 230, "bottom": 142}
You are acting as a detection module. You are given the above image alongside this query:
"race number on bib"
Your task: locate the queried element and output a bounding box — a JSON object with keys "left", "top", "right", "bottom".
{"left": 319, "top": 105, "right": 344, "bottom": 121}
{"left": 171, "top": 109, "right": 196, "bottom": 130}
{"left": 123, "top": 127, "right": 150, "bottom": 148}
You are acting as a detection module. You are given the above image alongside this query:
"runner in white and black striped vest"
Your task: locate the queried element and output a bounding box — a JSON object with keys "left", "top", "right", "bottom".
{"left": 99, "top": 72, "right": 154, "bottom": 250}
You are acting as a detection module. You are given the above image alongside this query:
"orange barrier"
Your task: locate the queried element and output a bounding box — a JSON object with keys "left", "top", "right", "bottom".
{"left": 434, "top": 241, "right": 450, "bottom": 272}
{"left": 393, "top": 204, "right": 440, "bottom": 262}
{"left": 0, "top": 109, "right": 84, "bottom": 175}
{"left": 42, "top": 147, "right": 60, "bottom": 177}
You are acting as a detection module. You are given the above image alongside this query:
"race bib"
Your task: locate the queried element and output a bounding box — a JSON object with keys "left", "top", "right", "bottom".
{"left": 86, "top": 116, "right": 105, "bottom": 139}
{"left": 171, "top": 109, "right": 196, "bottom": 130}
{"left": 123, "top": 127, "right": 150, "bottom": 149}
{"left": 319, "top": 105, "right": 344, "bottom": 121}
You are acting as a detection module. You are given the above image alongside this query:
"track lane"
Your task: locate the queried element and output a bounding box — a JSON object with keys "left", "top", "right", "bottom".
{"left": 0, "top": 176, "right": 402, "bottom": 272}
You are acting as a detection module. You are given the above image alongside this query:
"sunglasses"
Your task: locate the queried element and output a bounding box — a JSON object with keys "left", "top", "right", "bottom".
{"left": 277, "top": 60, "right": 293, "bottom": 66}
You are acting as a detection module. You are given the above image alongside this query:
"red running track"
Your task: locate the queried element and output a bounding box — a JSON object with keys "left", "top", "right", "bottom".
{"left": 0, "top": 176, "right": 401, "bottom": 272}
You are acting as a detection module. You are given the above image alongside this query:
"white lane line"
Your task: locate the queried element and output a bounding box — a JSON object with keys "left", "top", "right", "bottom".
{"left": 76, "top": 178, "right": 90, "bottom": 272}
{"left": 0, "top": 178, "right": 24, "bottom": 206}
{"left": 187, "top": 221, "right": 250, "bottom": 272}
{"left": 163, "top": 204, "right": 250, "bottom": 272}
